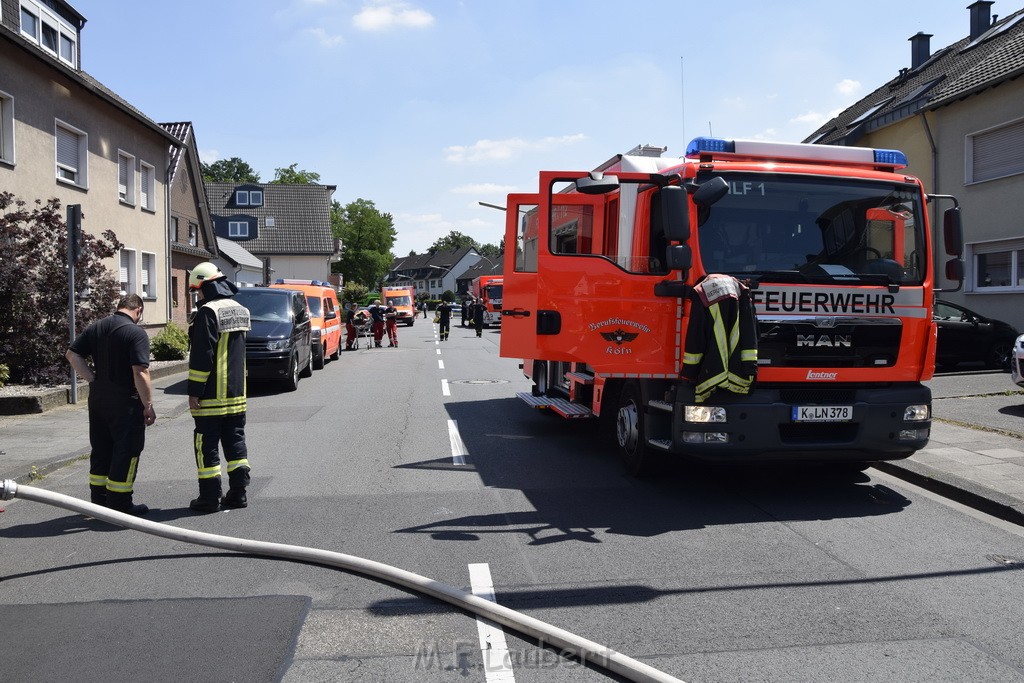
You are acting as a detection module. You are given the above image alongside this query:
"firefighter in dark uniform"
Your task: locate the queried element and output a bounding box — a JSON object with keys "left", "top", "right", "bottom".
{"left": 66, "top": 294, "right": 156, "bottom": 516}
{"left": 187, "top": 262, "right": 252, "bottom": 513}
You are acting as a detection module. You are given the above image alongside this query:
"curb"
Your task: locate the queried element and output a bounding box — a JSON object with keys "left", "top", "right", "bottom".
{"left": 874, "top": 458, "right": 1024, "bottom": 526}
{"left": 0, "top": 361, "right": 189, "bottom": 416}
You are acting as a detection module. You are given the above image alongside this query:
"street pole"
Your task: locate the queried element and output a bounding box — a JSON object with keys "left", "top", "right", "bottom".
{"left": 67, "top": 205, "right": 79, "bottom": 404}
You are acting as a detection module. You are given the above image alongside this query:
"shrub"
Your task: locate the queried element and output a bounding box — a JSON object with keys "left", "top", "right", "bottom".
{"left": 0, "top": 192, "right": 122, "bottom": 385}
{"left": 0, "top": 363, "right": 9, "bottom": 388}
{"left": 151, "top": 322, "right": 189, "bottom": 360}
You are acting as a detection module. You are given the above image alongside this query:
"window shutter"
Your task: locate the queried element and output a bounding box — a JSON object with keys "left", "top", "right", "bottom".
{"left": 140, "top": 165, "right": 151, "bottom": 207}
{"left": 119, "top": 251, "right": 129, "bottom": 283}
{"left": 56, "top": 126, "right": 78, "bottom": 169}
{"left": 973, "top": 120, "right": 1024, "bottom": 182}
{"left": 118, "top": 157, "right": 128, "bottom": 197}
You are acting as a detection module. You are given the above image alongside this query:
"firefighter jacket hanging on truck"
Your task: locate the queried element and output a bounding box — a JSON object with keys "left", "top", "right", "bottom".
{"left": 681, "top": 274, "right": 758, "bottom": 403}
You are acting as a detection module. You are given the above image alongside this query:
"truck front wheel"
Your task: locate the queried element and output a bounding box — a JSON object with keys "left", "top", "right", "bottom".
{"left": 616, "top": 382, "right": 657, "bottom": 476}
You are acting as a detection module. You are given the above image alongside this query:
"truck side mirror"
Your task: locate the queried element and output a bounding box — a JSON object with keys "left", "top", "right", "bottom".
{"left": 575, "top": 172, "right": 619, "bottom": 195}
{"left": 666, "top": 244, "right": 692, "bottom": 272}
{"left": 691, "top": 176, "right": 729, "bottom": 206}
{"left": 943, "top": 207, "right": 963, "bottom": 257}
{"left": 661, "top": 185, "right": 690, "bottom": 241}
{"left": 945, "top": 257, "right": 964, "bottom": 283}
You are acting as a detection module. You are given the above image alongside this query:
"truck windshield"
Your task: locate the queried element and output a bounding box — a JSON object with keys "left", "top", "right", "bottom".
{"left": 306, "top": 297, "right": 323, "bottom": 317}
{"left": 697, "top": 174, "right": 926, "bottom": 286}
{"left": 485, "top": 285, "right": 503, "bottom": 299}
{"left": 386, "top": 296, "right": 412, "bottom": 306}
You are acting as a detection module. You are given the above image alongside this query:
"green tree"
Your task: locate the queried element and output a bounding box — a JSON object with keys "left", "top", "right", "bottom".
{"left": 341, "top": 283, "right": 369, "bottom": 307}
{"left": 271, "top": 163, "right": 321, "bottom": 184}
{"left": 0, "top": 192, "right": 123, "bottom": 384}
{"left": 428, "top": 230, "right": 478, "bottom": 254}
{"left": 333, "top": 199, "right": 396, "bottom": 287}
{"left": 478, "top": 241, "right": 503, "bottom": 258}
{"left": 201, "top": 157, "right": 261, "bottom": 183}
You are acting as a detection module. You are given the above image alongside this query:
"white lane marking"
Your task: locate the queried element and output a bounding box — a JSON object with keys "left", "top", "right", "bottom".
{"left": 438, "top": 360, "right": 445, "bottom": 370}
{"left": 436, "top": 349, "right": 441, "bottom": 355}
{"left": 441, "top": 379, "right": 450, "bottom": 396}
{"left": 468, "top": 563, "right": 516, "bottom": 682}
{"left": 447, "top": 419, "right": 467, "bottom": 465}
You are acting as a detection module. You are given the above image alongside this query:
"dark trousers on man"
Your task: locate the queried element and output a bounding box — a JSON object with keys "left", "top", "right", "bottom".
{"left": 88, "top": 390, "right": 145, "bottom": 508}
{"left": 439, "top": 319, "right": 450, "bottom": 341}
{"left": 193, "top": 413, "right": 250, "bottom": 501}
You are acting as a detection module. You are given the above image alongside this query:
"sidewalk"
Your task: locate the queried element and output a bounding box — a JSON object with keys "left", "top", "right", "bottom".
{"left": 2, "top": 368, "right": 1023, "bottom": 525}
{"left": 0, "top": 363, "right": 191, "bottom": 485}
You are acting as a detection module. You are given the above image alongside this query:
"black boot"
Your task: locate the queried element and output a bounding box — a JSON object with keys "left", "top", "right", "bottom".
{"left": 190, "top": 478, "right": 222, "bottom": 513}
{"left": 106, "top": 491, "right": 149, "bottom": 516}
{"left": 222, "top": 488, "right": 248, "bottom": 509}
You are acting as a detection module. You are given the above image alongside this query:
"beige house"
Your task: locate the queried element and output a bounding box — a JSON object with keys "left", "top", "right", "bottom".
{"left": 1, "top": 0, "right": 179, "bottom": 330}
{"left": 806, "top": 1, "right": 1024, "bottom": 329}
{"left": 161, "top": 121, "right": 219, "bottom": 329}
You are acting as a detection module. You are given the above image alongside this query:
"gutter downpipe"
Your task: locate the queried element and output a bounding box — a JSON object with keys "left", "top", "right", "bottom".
{"left": 917, "top": 110, "right": 941, "bottom": 289}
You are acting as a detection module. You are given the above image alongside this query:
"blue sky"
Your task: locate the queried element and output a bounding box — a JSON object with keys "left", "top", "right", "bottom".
{"left": 72, "top": 0, "right": 999, "bottom": 255}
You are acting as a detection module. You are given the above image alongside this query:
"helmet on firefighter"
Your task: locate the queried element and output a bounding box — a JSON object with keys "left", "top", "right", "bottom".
{"left": 188, "top": 262, "right": 225, "bottom": 290}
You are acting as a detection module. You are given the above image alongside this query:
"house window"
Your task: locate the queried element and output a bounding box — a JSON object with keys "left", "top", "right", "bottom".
{"left": 55, "top": 120, "right": 87, "bottom": 187}
{"left": 139, "top": 161, "right": 154, "bottom": 211}
{"left": 0, "top": 90, "right": 13, "bottom": 165}
{"left": 20, "top": 0, "right": 77, "bottom": 67}
{"left": 249, "top": 190, "right": 263, "bottom": 206}
{"left": 118, "top": 151, "right": 136, "bottom": 204}
{"left": 967, "top": 118, "right": 1024, "bottom": 184}
{"left": 141, "top": 252, "right": 156, "bottom": 298}
{"left": 119, "top": 249, "right": 137, "bottom": 295}
{"left": 970, "top": 238, "right": 1024, "bottom": 291}
{"left": 169, "top": 216, "right": 178, "bottom": 244}
{"left": 228, "top": 221, "right": 249, "bottom": 238}
{"left": 188, "top": 222, "right": 198, "bottom": 246}
{"left": 236, "top": 190, "right": 249, "bottom": 205}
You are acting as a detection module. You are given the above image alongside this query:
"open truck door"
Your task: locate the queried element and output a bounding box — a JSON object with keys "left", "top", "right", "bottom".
{"left": 501, "top": 175, "right": 682, "bottom": 379}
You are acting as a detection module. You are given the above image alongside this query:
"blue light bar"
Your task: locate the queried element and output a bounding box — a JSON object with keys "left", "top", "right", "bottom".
{"left": 686, "top": 137, "right": 734, "bottom": 155}
{"left": 873, "top": 149, "right": 909, "bottom": 166}
{"left": 684, "top": 137, "right": 908, "bottom": 169}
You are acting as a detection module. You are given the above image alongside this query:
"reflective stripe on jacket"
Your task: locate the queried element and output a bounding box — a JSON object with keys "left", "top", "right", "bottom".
{"left": 189, "top": 297, "right": 250, "bottom": 417}
{"left": 681, "top": 274, "right": 758, "bottom": 403}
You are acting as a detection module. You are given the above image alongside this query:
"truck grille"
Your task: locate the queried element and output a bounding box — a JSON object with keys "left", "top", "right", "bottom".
{"left": 757, "top": 318, "right": 902, "bottom": 368}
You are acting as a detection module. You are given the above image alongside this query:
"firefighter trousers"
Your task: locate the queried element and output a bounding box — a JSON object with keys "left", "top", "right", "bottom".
{"left": 193, "top": 413, "right": 250, "bottom": 500}
{"left": 88, "top": 390, "right": 145, "bottom": 506}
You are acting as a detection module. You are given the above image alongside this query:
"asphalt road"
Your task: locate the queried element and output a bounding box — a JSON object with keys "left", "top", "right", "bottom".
{"left": 2, "top": 322, "right": 1024, "bottom": 682}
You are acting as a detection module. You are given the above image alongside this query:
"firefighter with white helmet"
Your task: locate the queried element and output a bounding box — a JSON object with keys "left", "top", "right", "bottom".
{"left": 186, "top": 262, "right": 252, "bottom": 512}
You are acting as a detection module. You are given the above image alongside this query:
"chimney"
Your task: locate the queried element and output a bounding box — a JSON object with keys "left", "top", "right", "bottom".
{"left": 909, "top": 32, "right": 933, "bottom": 69}
{"left": 969, "top": 0, "right": 995, "bottom": 41}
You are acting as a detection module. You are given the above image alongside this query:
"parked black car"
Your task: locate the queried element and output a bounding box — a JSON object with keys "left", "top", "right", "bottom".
{"left": 934, "top": 299, "right": 1019, "bottom": 370}
{"left": 233, "top": 287, "right": 313, "bottom": 390}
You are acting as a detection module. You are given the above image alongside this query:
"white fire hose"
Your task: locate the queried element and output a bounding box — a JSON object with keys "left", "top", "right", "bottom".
{"left": 1, "top": 480, "right": 684, "bottom": 683}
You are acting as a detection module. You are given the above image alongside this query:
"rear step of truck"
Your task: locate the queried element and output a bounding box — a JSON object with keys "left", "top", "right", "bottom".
{"left": 516, "top": 392, "right": 593, "bottom": 419}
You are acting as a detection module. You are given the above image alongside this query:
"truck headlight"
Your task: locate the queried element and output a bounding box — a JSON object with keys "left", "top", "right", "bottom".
{"left": 684, "top": 405, "right": 727, "bottom": 423}
{"left": 311, "top": 327, "right": 322, "bottom": 340}
{"left": 904, "top": 404, "right": 929, "bottom": 421}
{"left": 266, "top": 339, "right": 289, "bottom": 350}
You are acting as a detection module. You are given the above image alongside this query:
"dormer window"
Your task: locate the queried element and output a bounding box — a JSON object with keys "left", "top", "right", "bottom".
{"left": 236, "top": 190, "right": 249, "bottom": 205}
{"left": 20, "top": 1, "right": 77, "bottom": 68}
{"left": 228, "top": 221, "right": 249, "bottom": 238}
{"left": 249, "top": 190, "right": 263, "bottom": 206}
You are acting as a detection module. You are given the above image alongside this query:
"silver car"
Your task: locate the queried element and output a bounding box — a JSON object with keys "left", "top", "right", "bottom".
{"left": 1012, "top": 333, "right": 1024, "bottom": 388}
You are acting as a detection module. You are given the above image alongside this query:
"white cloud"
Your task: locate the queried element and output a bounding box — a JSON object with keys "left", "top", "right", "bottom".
{"left": 199, "top": 149, "right": 220, "bottom": 165}
{"left": 444, "top": 134, "right": 586, "bottom": 164}
{"left": 353, "top": 1, "right": 434, "bottom": 31}
{"left": 450, "top": 183, "right": 518, "bottom": 195}
{"left": 835, "top": 79, "right": 861, "bottom": 97}
{"left": 306, "top": 27, "right": 344, "bottom": 47}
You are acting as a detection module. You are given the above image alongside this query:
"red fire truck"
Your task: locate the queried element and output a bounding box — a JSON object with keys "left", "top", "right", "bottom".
{"left": 499, "top": 137, "right": 964, "bottom": 474}
{"left": 471, "top": 274, "right": 504, "bottom": 328}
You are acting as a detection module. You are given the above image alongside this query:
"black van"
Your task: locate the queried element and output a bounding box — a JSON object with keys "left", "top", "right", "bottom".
{"left": 233, "top": 287, "right": 313, "bottom": 390}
